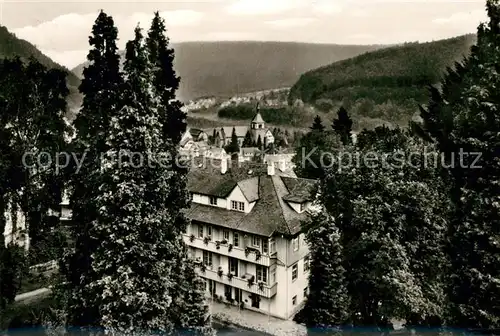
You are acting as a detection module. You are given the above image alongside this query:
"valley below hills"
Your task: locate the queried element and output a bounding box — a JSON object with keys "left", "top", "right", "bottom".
{"left": 0, "top": 24, "right": 478, "bottom": 131}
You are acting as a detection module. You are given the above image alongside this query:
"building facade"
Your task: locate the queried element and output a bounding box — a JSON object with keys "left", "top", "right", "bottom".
{"left": 57, "top": 155, "right": 315, "bottom": 320}
{"left": 185, "top": 157, "right": 316, "bottom": 319}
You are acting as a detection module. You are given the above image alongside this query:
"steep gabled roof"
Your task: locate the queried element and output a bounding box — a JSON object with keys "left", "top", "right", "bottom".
{"left": 185, "top": 160, "right": 317, "bottom": 236}
{"left": 237, "top": 177, "right": 259, "bottom": 202}
{"left": 189, "top": 128, "right": 205, "bottom": 137}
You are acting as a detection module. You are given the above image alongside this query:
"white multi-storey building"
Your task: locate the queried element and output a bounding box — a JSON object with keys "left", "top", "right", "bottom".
{"left": 184, "top": 157, "right": 316, "bottom": 319}
{"left": 58, "top": 155, "right": 316, "bottom": 320}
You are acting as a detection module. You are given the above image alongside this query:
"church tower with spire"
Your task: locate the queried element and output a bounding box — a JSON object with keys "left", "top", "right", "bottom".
{"left": 251, "top": 103, "right": 265, "bottom": 130}
{"left": 250, "top": 102, "right": 273, "bottom": 147}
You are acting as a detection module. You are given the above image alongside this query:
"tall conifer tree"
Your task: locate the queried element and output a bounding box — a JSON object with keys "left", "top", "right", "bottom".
{"left": 146, "top": 13, "right": 213, "bottom": 334}
{"left": 332, "top": 106, "right": 353, "bottom": 145}
{"left": 310, "top": 115, "right": 325, "bottom": 132}
{"left": 146, "top": 12, "right": 186, "bottom": 144}
{"left": 60, "top": 10, "right": 124, "bottom": 328}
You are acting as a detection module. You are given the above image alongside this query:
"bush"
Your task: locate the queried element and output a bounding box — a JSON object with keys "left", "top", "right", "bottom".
{"left": 0, "top": 295, "right": 59, "bottom": 331}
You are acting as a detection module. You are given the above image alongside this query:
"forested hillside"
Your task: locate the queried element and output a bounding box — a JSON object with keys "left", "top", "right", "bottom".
{"left": 288, "top": 34, "right": 477, "bottom": 128}
{"left": 0, "top": 26, "right": 82, "bottom": 116}
{"left": 72, "top": 41, "right": 382, "bottom": 102}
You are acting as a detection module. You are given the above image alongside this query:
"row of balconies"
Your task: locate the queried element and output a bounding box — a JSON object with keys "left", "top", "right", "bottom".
{"left": 183, "top": 234, "right": 275, "bottom": 267}
{"left": 196, "top": 265, "right": 278, "bottom": 298}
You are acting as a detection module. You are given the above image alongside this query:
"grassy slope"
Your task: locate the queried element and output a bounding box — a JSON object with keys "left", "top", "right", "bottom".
{"left": 0, "top": 26, "right": 82, "bottom": 117}
{"left": 288, "top": 34, "right": 477, "bottom": 129}
{"left": 72, "top": 41, "right": 383, "bottom": 102}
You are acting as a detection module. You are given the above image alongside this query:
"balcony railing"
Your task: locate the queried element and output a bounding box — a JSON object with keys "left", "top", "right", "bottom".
{"left": 197, "top": 266, "right": 277, "bottom": 298}
{"left": 183, "top": 234, "right": 272, "bottom": 266}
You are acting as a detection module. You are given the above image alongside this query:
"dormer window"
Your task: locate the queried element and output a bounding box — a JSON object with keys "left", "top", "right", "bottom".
{"left": 231, "top": 201, "right": 245, "bottom": 212}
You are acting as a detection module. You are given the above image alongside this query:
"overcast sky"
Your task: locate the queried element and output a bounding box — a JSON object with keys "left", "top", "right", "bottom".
{"left": 1, "top": 0, "right": 488, "bottom": 69}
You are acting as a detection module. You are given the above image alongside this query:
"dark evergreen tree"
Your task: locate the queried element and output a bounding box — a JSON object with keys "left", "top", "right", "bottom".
{"left": 292, "top": 130, "right": 340, "bottom": 180}
{"left": 256, "top": 135, "right": 263, "bottom": 149}
{"left": 418, "top": 0, "right": 500, "bottom": 328}
{"left": 294, "top": 212, "right": 350, "bottom": 329}
{"left": 60, "top": 10, "right": 124, "bottom": 328}
{"left": 310, "top": 115, "right": 325, "bottom": 131}
{"left": 145, "top": 14, "right": 212, "bottom": 333}
{"left": 242, "top": 130, "right": 253, "bottom": 147}
{"left": 332, "top": 106, "right": 353, "bottom": 145}
{"left": 225, "top": 127, "right": 240, "bottom": 159}
{"left": 212, "top": 129, "right": 217, "bottom": 145}
{"left": 146, "top": 11, "right": 186, "bottom": 144}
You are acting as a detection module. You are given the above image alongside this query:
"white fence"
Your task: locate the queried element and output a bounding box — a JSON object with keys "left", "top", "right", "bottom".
{"left": 29, "top": 259, "right": 59, "bottom": 274}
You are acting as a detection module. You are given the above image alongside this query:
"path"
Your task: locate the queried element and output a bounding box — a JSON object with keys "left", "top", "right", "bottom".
{"left": 210, "top": 301, "right": 307, "bottom": 336}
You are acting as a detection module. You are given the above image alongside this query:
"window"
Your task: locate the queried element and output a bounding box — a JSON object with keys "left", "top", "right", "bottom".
{"left": 210, "top": 196, "right": 217, "bottom": 205}
{"left": 303, "top": 287, "right": 308, "bottom": 298}
{"left": 253, "top": 236, "right": 261, "bottom": 247}
{"left": 300, "top": 202, "right": 305, "bottom": 212}
{"left": 292, "top": 237, "right": 299, "bottom": 251}
{"left": 190, "top": 193, "right": 194, "bottom": 201}
{"left": 207, "top": 226, "right": 212, "bottom": 237}
{"left": 198, "top": 225, "right": 203, "bottom": 238}
{"left": 223, "top": 230, "right": 229, "bottom": 240}
{"left": 292, "top": 295, "right": 297, "bottom": 305}
{"left": 203, "top": 251, "right": 212, "bottom": 266}
{"left": 256, "top": 265, "right": 268, "bottom": 284}
{"left": 224, "top": 285, "right": 232, "bottom": 299}
{"left": 232, "top": 201, "right": 245, "bottom": 212}
{"left": 233, "top": 232, "right": 239, "bottom": 247}
{"left": 304, "top": 255, "right": 310, "bottom": 272}
{"left": 271, "top": 270, "right": 276, "bottom": 283}
{"left": 229, "top": 257, "right": 238, "bottom": 277}
{"left": 262, "top": 238, "right": 268, "bottom": 254}
{"left": 292, "top": 264, "right": 298, "bottom": 281}
{"left": 270, "top": 239, "right": 276, "bottom": 254}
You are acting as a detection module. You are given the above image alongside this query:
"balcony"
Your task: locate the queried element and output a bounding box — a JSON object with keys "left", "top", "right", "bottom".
{"left": 183, "top": 234, "right": 272, "bottom": 266}
{"left": 198, "top": 267, "right": 277, "bottom": 298}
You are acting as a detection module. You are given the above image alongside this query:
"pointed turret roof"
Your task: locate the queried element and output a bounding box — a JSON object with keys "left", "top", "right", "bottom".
{"left": 252, "top": 102, "right": 265, "bottom": 123}
{"left": 252, "top": 112, "right": 264, "bottom": 123}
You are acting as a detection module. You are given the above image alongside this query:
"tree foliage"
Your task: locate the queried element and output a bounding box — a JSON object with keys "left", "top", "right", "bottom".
{"left": 0, "top": 56, "right": 69, "bottom": 309}
{"left": 310, "top": 115, "right": 325, "bottom": 131}
{"left": 294, "top": 212, "right": 350, "bottom": 328}
{"left": 60, "top": 11, "right": 212, "bottom": 334}
{"left": 416, "top": 0, "right": 500, "bottom": 328}
{"left": 300, "top": 126, "right": 450, "bottom": 329}
{"left": 293, "top": 129, "right": 341, "bottom": 180}
{"left": 242, "top": 130, "right": 253, "bottom": 147}
{"left": 332, "top": 106, "right": 353, "bottom": 145}
{"left": 288, "top": 35, "right": 476, "bottom": 125}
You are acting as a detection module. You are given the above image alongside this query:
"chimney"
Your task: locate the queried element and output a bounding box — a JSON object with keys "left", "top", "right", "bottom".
{"left": 267, "top": 162, "right": 275, "bottom": 176}
{"left": 221, "top": 156, "right": 228, "bottom": 174}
